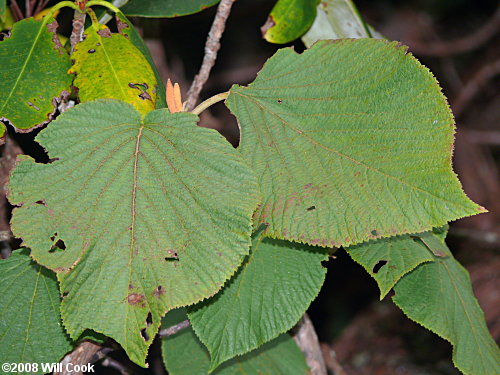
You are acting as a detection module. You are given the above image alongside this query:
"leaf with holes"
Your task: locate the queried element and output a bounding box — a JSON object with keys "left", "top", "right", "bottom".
{"left": 121, "top": 0, "right": 220, "bottom": 18}
{"left": 115, "top": 12, "right": 166, "bottom": 109}
{"left": 347, "top": 233, "right": 434, "bottom": 299}
{"left": 0, "top": 18, "right": 72, "bottom": 133}
{"left": 393, "top": 233, "right": 500, "bottom": 375}
{"left": 0, "top": 249, "right": 72, "bottom": 371}
{"left": 188, "top": 231, "right": 328, "bottom": 370}
{"left": 70, "top": 24, "right": 157, "bottom": 115}
{"left": 8, "top": 99, "right": 260, "bottom": 366}
{"left": 162, "top": 309, "right": 309, "bottom": 375}
{"left": 226, "top": 39, "right": 483, "bottom": 248}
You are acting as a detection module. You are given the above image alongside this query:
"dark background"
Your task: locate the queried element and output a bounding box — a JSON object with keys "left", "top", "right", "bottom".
{"left": 1, "top": 0, "right": 498, "bottom": 374}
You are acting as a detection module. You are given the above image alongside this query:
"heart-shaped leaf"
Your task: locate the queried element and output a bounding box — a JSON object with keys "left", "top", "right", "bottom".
{"left": 226, "top": 39, "right": 483, "bottom": 248}
{"left": 9, "top": 99, "right": 260, "bottom": 365}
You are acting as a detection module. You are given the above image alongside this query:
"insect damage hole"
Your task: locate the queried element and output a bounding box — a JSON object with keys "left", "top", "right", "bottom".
{"left": 140, "top": 328, "right": 150, "bottom": 341}
{"left": 146, "top": 312, "right": 153, "bottom": 327}
{"left": 372, "top": 260, "right": 387, "bottom": 274}
{"left": 49, "top": 239, "right": 66, "bottom": 252}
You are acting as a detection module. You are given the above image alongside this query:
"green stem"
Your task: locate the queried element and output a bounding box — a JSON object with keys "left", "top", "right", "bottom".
{"left": 85, "top": 7, "right": 100, "bottom": 28}
{"left": 191, "top": 92, "right": 229, "bottom": 115}
{"left": 86, "top": 0, "right": 122, "bottom": 14}
{"left": 42, "top": 1, "right": 79, "bottom": 22}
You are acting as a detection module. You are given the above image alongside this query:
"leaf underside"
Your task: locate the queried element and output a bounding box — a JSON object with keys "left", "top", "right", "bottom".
{"left": 302, "top": 0, "right": 370, "bottom": 46}
{"left": 8, "top": 99, "right": 260, "bottom": 366}
{"left": 347, "top": 233, "right": 434, "bottom": 299}
{"left": 189, "top": 234, "right": 328, "bottom": 370}
{"left": 0, "top": 249, "right": 72, "bottom": 372}
{"left": 0, "top": 18, "right": 72, "bottom": 133}
{"left": 392, "top": 233, "right": 500, "bottom": 375}
{"left": 226, "top": 38, "right": 483, "bottom": 248}
{"left": 70, "top": 25, "right": 157, "bottom": 115}
{"left": 162, "top": 309, "right": 309, "bottom": 375}
{"left": 121, "top": 0, "right": 220, "bottom": 18}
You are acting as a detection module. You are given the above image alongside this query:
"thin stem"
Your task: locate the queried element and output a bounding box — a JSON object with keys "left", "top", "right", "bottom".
{"left": 191, "top": 91, "right": 229, "bottom": 115}
{"left": 185, "top": 0, "right": 237, "bottom": 111}
{"left": 86, "top": 0, "right": 122, "bottom": 14}
{"left": 9, "top": 0, "right": 24, "bottom": 21}
{"left": 85, "top": 7, "right": 100, "bottom": 28}
{"left": 98, "top": 0, "right": 130, "bottom": 24}
{"left": 70, "top": 9, "right": 86, "bottom": 53}
{"left": 158, "top": 319, "right": 190, "bottom": 337}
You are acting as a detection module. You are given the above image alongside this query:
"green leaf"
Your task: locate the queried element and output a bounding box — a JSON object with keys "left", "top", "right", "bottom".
{"left": 0, "top": 249, "right": 72, "bottom": 371}
{"left": 0, "top": 18, "right": 72, "bottom": 131}
{"left": 393, "top": 234, "right": 500, "bottom": 375}
{"left": 0, "top": 0, "right": 6, "bottom": 20}
{"left": 262, "top": 0, "right": 320, "bottom": 44}
{"left": 302, "top": 0, "right": 371, "bottom": 47}
{"left": 121, "top": 0, "right": 220, "bottom": 18}
{"left": 226, "top": 39, "right": 483, "bottom": 248}
{"left": 115, "top": 12, "right": 167, "bottom": 109}
{"left": 70, "top": 25, "right": 157, "bottom": 115}
{"left": 9, "top": 99, "right": 260, "bottom": 366}
{"left": 188, "top": 233, "right": 327, "bottom": 370}
{"left": 347, "top": 234, "right": 434, "bottom": 299}
{"left": 162, "top": 310, "right": 309, "bottom": 375}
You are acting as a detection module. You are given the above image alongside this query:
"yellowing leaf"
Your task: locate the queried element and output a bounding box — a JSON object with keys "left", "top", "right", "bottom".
{"left": 70, "top": 25, "right": 157, "bottom": 115}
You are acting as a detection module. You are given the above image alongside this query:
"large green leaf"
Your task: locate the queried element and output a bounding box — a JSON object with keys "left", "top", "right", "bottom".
{"left": 188, "top": 232, "right": 327, "bottom": 370}
{"left": 8, "top": 99, "right": 260, "bottom": 366}
{"left": 393, "top": 234, "right": 500, "bottom": 375}
{"left": 302, "top": 0, "right": 371, "bottom": 47}
{"left": 121, "top": 0, "right": 220, "bottom": 18}
{"left": 347, "top": 234, "right": 434, "bottom": 299}
{"left": 115, "top": 12, "right": 167, "bottom": 109}
{"left": 162, "top": 309, "right": 309, "bottom": 375}
{"left": 262, "top": 0, "right": 320, "bottom": 44}
{"left": 0, "top": 249, "right": 72, "bottom": 371}
{"left": 0, "top": 18, "right": 72, "bottom": 133}
{"left": 70, "top": 24, "right": 157, "bottom": 115}
{"left": 226, "top": 39, "right": 483, "bottom": 248}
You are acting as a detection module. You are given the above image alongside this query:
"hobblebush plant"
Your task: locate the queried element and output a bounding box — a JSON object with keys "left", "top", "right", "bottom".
{"left": 0, "top": 0, "right": 499, "bottom": 374}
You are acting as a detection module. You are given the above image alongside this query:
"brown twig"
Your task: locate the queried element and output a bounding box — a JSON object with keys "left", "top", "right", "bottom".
{"left": 101, "top": 357, "right": 130, "bottom": 375}
{"left": 55, "top": 342, "right": 103, "bottom": 375}
{"left": 0, "top": 135, "right": 23, "bottom": 259}
{"left": 409, "top": 6, "right": 500, "bottom": 57}
{"left": 158, "top": 319, "right": 190, "bottom": 337}
{"left": 292, "top": 314, "right": 327, "bottom": 375}
{"left": 185, "top": 0, "right": 237, "bottom": 111}
{"left": 70, "top": 10, "right": 87, "bottom": 53}
{"left": 321, "top": 343, "right": 348, "bottom": 375}
{"left": 34, "top": 0, "right": 51, "bottom": 16}
{"left": 452, "top": 58, "right": 500, "bottom": 118}
{"left": 9, "top": 0, "right": 24, "bottom": 21}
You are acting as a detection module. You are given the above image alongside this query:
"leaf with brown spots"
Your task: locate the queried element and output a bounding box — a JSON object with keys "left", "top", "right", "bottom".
{"left": 227, "top": 39, "right": 484, "bottom": 248}
{"left": 69, "top": 24, "right": 157, "bottom": 115}
{"left": 8, "top": 100, "right": 260, "bottom": 366}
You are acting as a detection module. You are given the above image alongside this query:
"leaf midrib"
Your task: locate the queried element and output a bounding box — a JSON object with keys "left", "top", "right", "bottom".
{"left": 0, "top": 19, "right": 46, "bottom": 121}
{"left": 234, "top": 91, "right": 471, "bottom": 208}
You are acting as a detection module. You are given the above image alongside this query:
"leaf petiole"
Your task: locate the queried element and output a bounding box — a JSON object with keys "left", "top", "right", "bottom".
{"left": 86, "top": 0, "right": 122, "bottom": 14}
{"left": 191, "top": 92, "right": 229, "bottom": 115}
